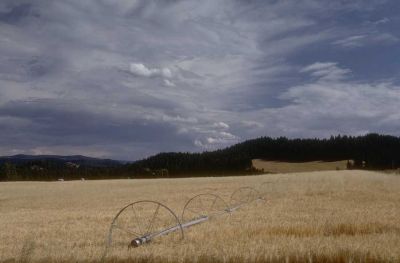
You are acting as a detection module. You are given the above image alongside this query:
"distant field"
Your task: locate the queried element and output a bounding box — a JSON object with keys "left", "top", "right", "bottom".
{"left": 1, "top": 170, "right": 399, "bottom": 262}
{"left": 252, "top": 159, "right": 349, "bottom": 173}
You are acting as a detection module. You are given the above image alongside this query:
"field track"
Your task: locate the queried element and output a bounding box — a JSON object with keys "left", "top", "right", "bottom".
{"left": 1, "top": 170, "right": 399, "bottom": 262}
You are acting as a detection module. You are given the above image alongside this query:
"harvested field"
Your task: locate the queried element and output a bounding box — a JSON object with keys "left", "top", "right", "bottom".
{"left": 252, "top": 159, "right": 349, "bottom": 173}
{"left": 0, "top": 170, "right": 399, "bottom": 262}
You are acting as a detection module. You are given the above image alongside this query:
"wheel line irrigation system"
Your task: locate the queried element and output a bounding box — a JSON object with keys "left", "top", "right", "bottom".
{"left": 103, "top": 182, "right": 271, "bottom": 258}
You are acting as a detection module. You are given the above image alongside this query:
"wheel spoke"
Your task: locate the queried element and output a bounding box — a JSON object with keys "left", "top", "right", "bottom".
{"left": 210, "top": 195, "right": 218, "bottom": 211}
{"left": 131, "top": 204, "right": 145, "bottom": 235}
{"left": 146, "top": 204, "right": 160, "bottom": 235}
{"left": 198, "top": 196, "right": 206, "bottom": 215}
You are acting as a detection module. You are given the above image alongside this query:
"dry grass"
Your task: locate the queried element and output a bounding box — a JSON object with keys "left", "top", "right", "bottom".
{"left": 0, "top": 170, "right": 399, "bottom": 262}
{"left": 252, "top": 159, "right": 349, "bottom": 173}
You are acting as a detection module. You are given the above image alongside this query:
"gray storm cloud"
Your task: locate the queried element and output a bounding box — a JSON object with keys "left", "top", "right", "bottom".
{"left": 0, "top": 0, "right": 400, "bottom": 159}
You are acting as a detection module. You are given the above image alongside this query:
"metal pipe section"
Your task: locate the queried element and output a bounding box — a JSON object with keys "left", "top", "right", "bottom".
{"left": 228, "top": 196, "right": 264, "bottom": 213}
{"left": 130, "top": 216, "right": 209, "bottom": 248}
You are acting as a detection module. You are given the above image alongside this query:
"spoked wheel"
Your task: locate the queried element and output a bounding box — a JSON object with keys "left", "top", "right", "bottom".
{"left": 181, "top": 193, "right": 230, "bottom": 223}
{"left": 229, "top": 187, "right": 260, "bottom": 210}
{"left": 103, "top": 201, "right": 183, "bottom": 259}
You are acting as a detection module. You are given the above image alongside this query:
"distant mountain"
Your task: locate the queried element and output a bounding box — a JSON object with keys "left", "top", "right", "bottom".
{"left": 0, "top": 154, "right": 123, "bottom": 167}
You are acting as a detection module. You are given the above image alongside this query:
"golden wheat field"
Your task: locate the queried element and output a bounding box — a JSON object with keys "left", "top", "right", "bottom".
{"left": 1, "top": 170, "right": 400, "bottom": 263}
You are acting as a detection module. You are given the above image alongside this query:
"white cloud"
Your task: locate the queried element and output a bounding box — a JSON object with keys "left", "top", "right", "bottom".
{"left": 206, "top": 137, "right": 219, "bottom": 144}
{"left": 212, "top": 122, "right": 229, "bottom": 129}
{"left": 219, "top": 131, "right": 237, "bottom": 140}
{"left": 333, "top": 33, "right": 399, "bottom": 48}
{"left": 130, "top": 63, "right": 154, "bottom": 77}
{"left": 163, "top": 79, "right": 175, "bottom": 87}
{"left": 300, "top": 62, "right": 350, "bottom": 81}
{"left": 130, "top": 63, "right": 173, "bottom": 78}
{"left": 205, "top": 136, "right": 235, "bottom": 145}
{"left": 161, "top": 68, "right": 172, "bottom": 79}
{"left": 333, "top": 35, "right": 367, "bottom": 48}
{"left": 270, "top": 62, "right": 400, "bottom": 136}
{"left": 195, "top": 130, "right": 239, "bottom": 149}
{"left": 373, "top": 17, "right": 390, "bottom": 25}
{"left": 194, "top": 139, "right": 205, "bottom": 147}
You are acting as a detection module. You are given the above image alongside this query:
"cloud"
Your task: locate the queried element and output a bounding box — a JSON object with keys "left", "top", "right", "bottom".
{"left": 0, "top": 0, "right": 399, "bottom": 159}
{"left": 194, "top": 139, "right": 205, "bottom": 148}
{"left": 333, "top": 35, "right": 367, "bottom": 48}
{"left": 333, "top": 33, "right": 399, "bottom": 48}
{"left": 219, "top": 61, "right": 400, "bottom": 140}
{"left": 0, "top": 3, "right": 33, "bottom": 24}
{"left": 240, "top": 121, "right": 264, "bottom": 129}
{"left": 163, "top": 79, "right": 175, "bottom": 87}
{"left": 195, "top": 131, "right": 240, "bottom": 149}
{"left": 212, "top": 122, "right": 229, "bottom": 129}
{"left": 300, "top": 62, "right": 350, "bottom": 81}
{"left": 373, "top": 33, "right": 399, "bottom": 44}
{"left": 130, "top": 63, "right": 172, "bottom": 78}
{"left": 372, "top": 18, "right": 390, "bottom": 25}
{"left": 0, "top": 98, "right": 197, "bottom": 159}
{"left": 269, "top": 62, "right": 400, "bottom": 136}
{"left": 205, "top": 132, "right": 239, "bottom": 144}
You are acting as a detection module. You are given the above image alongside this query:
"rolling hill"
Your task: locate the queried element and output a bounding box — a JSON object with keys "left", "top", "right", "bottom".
{"left": 0, "top": 154, "right": 123, "bottom": 167}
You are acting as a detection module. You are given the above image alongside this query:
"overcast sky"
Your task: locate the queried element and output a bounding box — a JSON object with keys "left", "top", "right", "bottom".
{"left": 1, "top": 0, "right": 400, "bottom": 160}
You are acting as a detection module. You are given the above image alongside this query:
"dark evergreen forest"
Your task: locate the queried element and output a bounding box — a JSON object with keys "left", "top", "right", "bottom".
{"left": 1, "top": 133, "right": 399, "bottom": 181}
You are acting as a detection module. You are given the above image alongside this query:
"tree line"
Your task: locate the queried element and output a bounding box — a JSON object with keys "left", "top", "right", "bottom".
{"left": 1, "top": 133, "right": 400, "bottom": 181}
{"left": 0, "top": 159, "right": 127, "bottom": 181}
{"left": 128, "top": 133, "right": 400, "bottom": 175}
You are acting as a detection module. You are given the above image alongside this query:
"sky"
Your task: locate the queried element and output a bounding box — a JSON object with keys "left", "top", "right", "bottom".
{"left": 1, "top": 0, "right": 400, "bottom": 160}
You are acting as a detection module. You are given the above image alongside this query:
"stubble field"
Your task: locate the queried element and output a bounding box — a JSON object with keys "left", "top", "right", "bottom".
{"left": 252, "top": 159, "right": 349, "bottom": 173}
{"left": 0, "top": 170, "right": 399, "bottom": 263}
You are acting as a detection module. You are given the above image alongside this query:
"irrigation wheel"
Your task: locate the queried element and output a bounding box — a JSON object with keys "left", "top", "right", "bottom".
{"left": 181, "top": 193, "right": 230, "bottom": 223}
{"left": 103, "top": 200, "right": 183, "bottom": 258}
